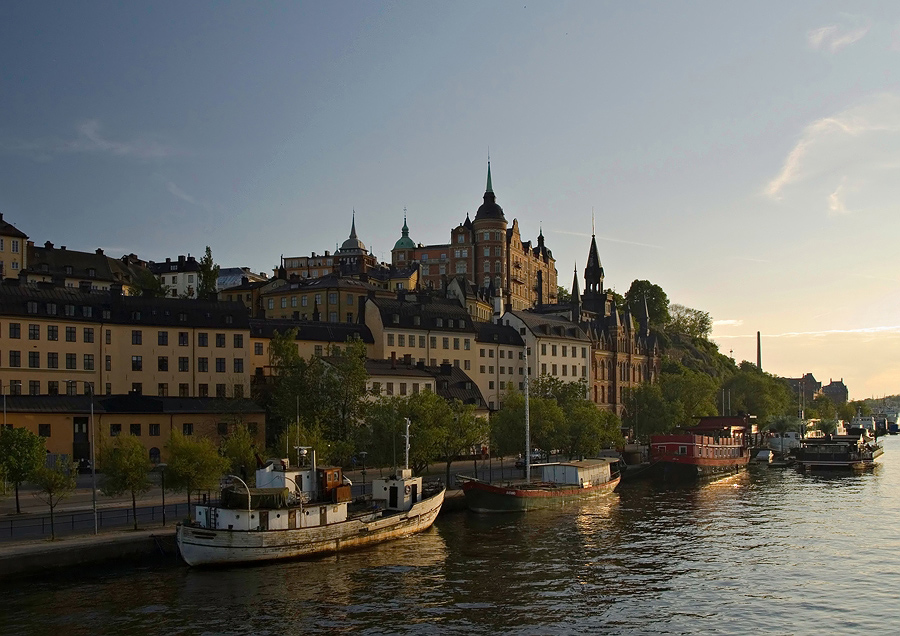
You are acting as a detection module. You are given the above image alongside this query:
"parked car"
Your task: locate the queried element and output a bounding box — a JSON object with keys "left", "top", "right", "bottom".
{"left": 515, "top": 450, "right": 545, "bottom": 468}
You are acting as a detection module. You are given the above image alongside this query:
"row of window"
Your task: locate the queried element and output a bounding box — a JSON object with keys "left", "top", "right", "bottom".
{"left": 268, "top": 292, "right": 357, "bottom": 310}
{"left": 539, "top": 343, "right": 588, "bottom": 358}
{"left": 2, "top": 323, "right": 246, "bottom": 349}
{"left": 2, "top": 379, "right": 246, "bottom": 398}
{"left": 539, "top": 363, "right": 587, "bottom": 378}
{"left": 4, "top": 350, "right": 245, "bottom": 373}
{"left": 479, "top": 365, "right": 526, "bottom": 376}
{"left": 7, "top": 351, "right": 95, "bottom": 370}
{"left": 369, "top": 381, "right": 432, "bottom": 396}
{"left": 0, "top": 238, "right": 21, "bottom": 253}
{"left": 131, "top": 356, "right": 244, "bottom": 373}
{"left": 479, "top": 348, "right": 522, "bottom": 360}
{"left": 386, "top": 334, "right": 472, "bottom": 350}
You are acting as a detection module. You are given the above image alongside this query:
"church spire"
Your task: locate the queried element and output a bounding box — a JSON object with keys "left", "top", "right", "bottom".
{"left": 486, "top": 160, "right": 493, "bottom": 194}
{"left": 584, "top": 232, "right": 604, "bottom": 295}
{"left": 572, "top": 264, "right": 580, "bottom": 300}
{"left": 350, "top": 209, "right": 358, "bottom": 239}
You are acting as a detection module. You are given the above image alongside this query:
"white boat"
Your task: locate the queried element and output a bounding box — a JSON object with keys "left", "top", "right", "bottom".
{"left": 177, "top": 433, "right": 444, "bottom": 566}
{"left": 767, "top": 431, "right": 801, "bottom": 453}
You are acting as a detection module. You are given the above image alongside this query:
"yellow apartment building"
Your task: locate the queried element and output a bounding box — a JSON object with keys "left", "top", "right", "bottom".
{"left": 248, "top": 319, "right": 374, "bottom": 377}
{"left": 0, "top": 213, "right": 28, "bottom": 280}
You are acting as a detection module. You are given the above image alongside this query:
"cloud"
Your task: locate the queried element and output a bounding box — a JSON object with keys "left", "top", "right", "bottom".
{"left": 0, "top": 120, "right": 181, "bottom": 161}
{"left": 715, "top": 325, "right": 900, "bottom": 339}
{"left": 166, "top": 181, "right": 208, "bottom": 209}
{"left": 552, "top": 229, "right": 663, "bottom": 249}
{"left": 713, "top": 319, "right": 744, "bottom": 327}
{"left": 807, "top": 22, "right": 869, "bottom": 52}
{"left": 763, "top": 93, "right": 900, "bottom": 212}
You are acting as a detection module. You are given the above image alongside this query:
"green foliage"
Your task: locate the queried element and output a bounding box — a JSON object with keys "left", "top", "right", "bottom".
{"left": 491, "top": 388, "right": 564, "bottom": 458}
{"left": 767, "top": 415, "right": 801, "bottom": 434}
{"left": 840, "top": 399, "right": 872, "bottom": 421}
{"left": 556, "top": 286, "right": 572, "bottom": 303}
{"left": 220, "top": 425, "right": 261, "bottom": 486}
{"left": 622, "top": 383, "right": 677, "bottom": 442}
{"left": 0, "top": 427, "right": 47, "bottom": 514}
{"left": 667, "top": 304, "right": 712, "bottom": 339}
{"left": 658, "top": 361, "right": 719, "bottom": 428}
{"left": 165, "top": 432, "right": 230, "bottom": 505}
{"left": 198, "top": 246, "right": 220, "bottom": 298}
{"left": 435, "top": 400, "right": 489, "bottom": 486}
{"left": 723, "top": 362, "right": 794, "bottom": 422}
{"left": 133, "top": 268, "right": 171, "bottom": 298}
{"left": 624, "top": 280, "right": 669, "bottom": 327}
{"left": 807, "top": 394, "right": 837, "bottom": 420}
{"left": 31, "top": 462, "right": 77, "bottom": 540}
{"left": 100, "top": 435, "right": 153, "bottom": 530}
{"left": 814, "top": 418, "right": 839, "bottom": 436}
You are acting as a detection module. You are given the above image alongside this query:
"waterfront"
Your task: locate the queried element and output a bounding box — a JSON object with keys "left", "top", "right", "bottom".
{"left": 4, "top": 438, "right": 899, "bottom": 635}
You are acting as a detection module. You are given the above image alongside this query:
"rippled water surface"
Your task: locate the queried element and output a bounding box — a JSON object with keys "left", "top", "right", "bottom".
{"left": 5, "top": 438, "right": 900, "bottom": 635}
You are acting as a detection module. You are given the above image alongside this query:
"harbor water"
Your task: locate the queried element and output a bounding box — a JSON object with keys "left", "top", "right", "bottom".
{"left": 4, "top": 438, "right": 900, "bottom": 635}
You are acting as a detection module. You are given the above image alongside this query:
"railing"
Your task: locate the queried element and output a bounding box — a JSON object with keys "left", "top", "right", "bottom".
{"left": 0, "top": 503, "right": 191, "bottom": 542}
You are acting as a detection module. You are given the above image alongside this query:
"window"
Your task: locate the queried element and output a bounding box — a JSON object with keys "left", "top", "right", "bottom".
{"left": 234, "top": 334, "right": 243, "bottom": 348}
{"left": 198, "top": 384, "right": 209, "bottom": 397}
{"left": 29, "top": 380, "right": 40, "bottom": 395}
{"left": 216, "top": 333, "right": 225, "bottom": 347}
{"left": 84, "top": 354, "right": 94, "bottom": 371}
{"left": 562, "top": 346, "right": 567, "bottom": 357}
{"left": 281, "top": 297, "right": 287, "bottom": 309}
{"left": 132, "top": 330, "right": 142, "bottom": 345}
{"left": 179, "top": 383, "right": 189, "bottom": 397}
{"left": 183, "top": 422, "right": 194, "bottom": 436}
{"left": 28, "top": 351, "right": 40, "bottom": 368}
{"left": 105, "top": 355, "right": 111, "bottom": 372}
{"left": 81, "top": 327, "right": 94, "bottom": 343}
{"left": 158, "top": 356, "right": 169, "bottom": 371}
{"left": 398, "top": 334, "right": 405, "bottom": 347}
{"left": 110, "top": 423, "right": 122, "bottom": 437}
{"left": 541, "top": 344, "right": 547, "bottom": 355}
{"left": 329, "top": 311, "right": 338, "bottom": 323}
{"left": 45, "top": 325, "right": 58, "bottom": 341}
{"left": 464, "top": 360, "right": 471, "bottom": 370}
{"left": 552, "top": 345, "right": 557, "bottom": 356}
{"left": 371, "top": 382, "right": 381, "bottom": 394}
{"left": 254, "top": 342, "right": 263, "bottom": 355}
{"left": 132, "top": 355, "right": 143, "bottom": 371}
{"left": 158, "top": 331, "right": 168, "bottom": 346}
{"left": 198, "top": 357, "right": 208, "bottom": 372}
{"left": 489, "top": 350, "right": 494, "bottom": 358}
{"left": 216, "top": 384, "right": 226, "bottom": 398}
{"left": 430, "top": 336, "right": 437, "bottom": 348}
{"left": 387, "top": 334, "right": 395, "bottom": 346}
{"left": 386, "top": 382, "right": 394, "bottom": 395}
{"left": 28, "top": 324, "right": 40, "bottom": 340}
{"left": 400, "top": 383, "right": 407, "bottom": 396}
{"left": 158, "top": 383, "right": 168, "bottom": 396}
{"left": 179, "top": 332, "right": 189, "bottom": 346}
{"left": 301, "top": 295, "right": 308, "bottom": 307}
{"left": 106, "top": 329, "right": 111, "bottom": 344}
{"left": 234, "top": 358, "right": 244, "bottom": 373}
{"left": 44, "top": 352, "right": 58, "bottom": 369}
{"left": 215, "top": 358, "right": 226, "bottom": 372}
{"left": 198, "top": 332, "right": 208, "bottom": 347}
{"left": 130, "top": 423, "right": 142, "bottom": 436}
{"left": 62, "top": 353, "right": 76, "bottom": 369}
{"left": 26, "top": 301, "right": 38, "bottom": 314}
{"left": 552, "top": 364, "right": 557, "bottom": 375}
{"left": 8, "top": 323, "right": 20, "bottom": 338}
{"left": 328, "top": 292, "right": 338, "bottom": 304}
{"left": 489, "top": 381, "right": 495, "bottom": 389}
{"left": 149, "top": 423, "right": 160, "bottom": 436}
{"left": 453, "top": 338, "right": 460, "bottom": 350}
{"left": 48, "top": 381, "right": 59, "bottom": 395}
{"left": 464, "top": 339, "right": 470, "bottom": 350}
{"left": 132, "top": 383, "right": 142, "bottom": 395}
{"left": 442, "top": 337, "right": 449, "bottom": 349}
{"left": 267, "top": 298, "right": 274, "bottom": 310}
{"left": 419, "top": 336, "right": 426, "bottom": 348}
{"left": 314, "top": 345, "right": 323, "bottom": 357}
{"left": 179, "top": 357, "right": 189, "bottom": 372}
{"left": 66, "top": 326, "right": 76, "bottom": 342}
{"left": 105, "top": 383, "right": 111, "bottom": 395}
{"left": 38, "top": 423, "right": 50, "bottom": 437}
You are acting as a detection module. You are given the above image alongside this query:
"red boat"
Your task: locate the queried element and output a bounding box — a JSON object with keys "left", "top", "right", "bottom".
{"left": 649, "top": 416, "right": 751, "bottom": 479}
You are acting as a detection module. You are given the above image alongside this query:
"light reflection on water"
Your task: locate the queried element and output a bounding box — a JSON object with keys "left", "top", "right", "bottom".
{"left": 4, "top": 438, "right": 900, "bottom": 635}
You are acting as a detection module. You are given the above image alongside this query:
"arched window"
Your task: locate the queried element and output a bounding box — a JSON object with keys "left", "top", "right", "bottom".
{"left": 149, "top": 447, "right": 161, "bottom": 464}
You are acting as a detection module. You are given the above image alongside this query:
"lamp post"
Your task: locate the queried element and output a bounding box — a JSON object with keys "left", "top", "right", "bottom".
{"left": 157, "top": 463, "right": 168, "bottom": 526}
{"left": 359, "top": 451, "right": 368, "bottom": 496}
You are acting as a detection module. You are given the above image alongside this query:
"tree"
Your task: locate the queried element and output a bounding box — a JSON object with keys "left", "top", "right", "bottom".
{"left": 100, "top": 435, "right": 154, "bottom": 530}
{"left": 165, "top": 432, "right": 230, "bottom": 507}
{"left": 624, "top": 280, "right": 669, "bottom": 327}
{"left": 723, "top": 362, "right": 794, "bottom": 422}
{"left": 556, "top": 286, "right": 571, "bottom": 303}
{"left": 197, "top": 246, "right": 220, "bottom": 299}
{"left": 815, "top": 418, "right": 839, "bottom": 437}
{"left": 220, "top": 424, "right": 261, "bottom": 486}
{"left": 659, "top": 361, "right": 719, "bottom": 428}
{"left": 622, "top": 383, "right": 676, "bottom": 442}
{"left": 31, "top": 462, "right": 77, "bottom": 540}
{"left": 807, "top": 394, "right": 837, "bottom": 420}
{"left": 0, "top": 427, "right": 46, "bottom": 513}
{"left": 133, "top": 268, "right": 171, "bottom": 298}
{"left": 766, "top": 415, "right": 801, "bottom": 454}
{"left": 491, "top": 389, "right": 565, "bottom": 461}
{"left": 667, "top": 304, "right": 712, "bottom": 339}
{"left": 435, "top": 400, "right": 488, "bottom": 487}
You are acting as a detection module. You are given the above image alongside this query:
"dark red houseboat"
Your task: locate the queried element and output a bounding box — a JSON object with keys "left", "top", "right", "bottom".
{"left": 649, "top": 416, "right": 751, "bottom": 479}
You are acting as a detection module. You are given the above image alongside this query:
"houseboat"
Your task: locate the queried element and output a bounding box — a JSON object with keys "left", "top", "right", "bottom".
{"left": 457, "top": 458, "right": 621, "bottom": 513}
{"left": 176, "top": 444, "right": 444, "bottom": 566}
{"left": 649, "top": 416, "right": 751, "bottom": 479}
{"left": 794, "top": 435, "right": 884, "bottom": 470}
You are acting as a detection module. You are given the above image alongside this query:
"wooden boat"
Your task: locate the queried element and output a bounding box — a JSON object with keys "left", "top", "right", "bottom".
{"left": 649, "top": 416, "right": 750, "bottom": 479}
{"left": 458, "top": 458, "right": 621, "bottom": 513}
{"left": 794, "top": 435, "right": 884, "bottom": 470}
{"left": 177, "top": 430, "right": 444, "bottom": 566}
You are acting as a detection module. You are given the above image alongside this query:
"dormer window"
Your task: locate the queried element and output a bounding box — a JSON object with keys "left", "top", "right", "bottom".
{"left": 41, "top": 263, "right": 50, "bottom": 273}
{"left": 46, "top": 303, "right": 57, "bottom": 314}
{"left": 83, "top": 306, "right": 93, "bottom": 318}
{"left": 448, "top": 319, "right": 454, "bottom": 328}
{"left": 65, "top": 305, "right": 75, "bottom": 316}
{"left": 64, "top": 266, "right": 73, "bottom": 275}
{"left": 27, "top": 301, "right": 38, "bottom": 314}
{"left": 413, "top": 316, "right": 420, "bottom": 326}
{"left": 436, "top": 318, "right": 443, "bottom": 327}
{"left": 392, "top": 314, "right": 400, "bottom": 324}
{"left": 87, "top": 268, "right": 96, "bottom": 277}
{"left": 225, "top": 315, "right": 233, "bottom": 324}
{"left": 102, "top": 309, "right": 111, "bottom": 320}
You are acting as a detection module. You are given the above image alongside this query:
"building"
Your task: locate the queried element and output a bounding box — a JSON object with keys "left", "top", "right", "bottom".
{"left": 786, "top": 373, "right": 822, "bottom": 409}
{"left": 364, "top": 357, "right": 488, "bottom": 417}
{"left": 1, "top": 394, "right": 265, "bottom": 466}
{"left": 501, "top": 310, "right": 592, "bottom": 389}
{"left": 0, "top": 213, "right": 28, "bottom": 280}
{"left": 0, "top": 282, "right": 251, "bottom": 399}
{"left": 216, "top": 267, "right": 268, "bottom": 292}
{"left": 23, "top": 242, "right": 154, "bottom": 294}
{"left": 148, "top": 255, "right": 201, "bottom": 298}
{"left": 259, "top": 274, "right": 392, "bottom": 323}
{"left": 474, "top": 322, "right": 525, "bottom": 411}
{"left": 821, "top": 378, "right": 849, "bottom": 405}
{"left": 249, "top": 319, "right": 375, "bottom": 377}
{"left": 280, "top": 214, "right": 381, "bottom": 281}
{"left": 219, "top": 276, "right": 286, "bottom": 316}
{"left": 391, "top": 163, "right": 557, "bottom": 309}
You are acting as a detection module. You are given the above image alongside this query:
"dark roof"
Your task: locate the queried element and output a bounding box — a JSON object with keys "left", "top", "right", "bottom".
{"left": 261, "top": 273, "right": 381, "bottom": 296}
{"left": 25, "top": 244, "right": 152, "bottom": 285}
{"left": 475, "top": 322, "right": 525, "bottom": 346}
{"left": 222, "top": 278, "right": 274, "bottom": 292}
{"left": 369, "top": 295, "right": 475, "bottom": 332}
{"left": 249, "top": 319, "right": 374, "bottom": 344}
{"left": 0, "top": 214, "right": 28, "bottom": 239}
{"left": 506, "top": 310, "right": 589, "bottom": 341}
{"left": 363, "top": 358, "right": 434, "bottom": 378}
{"left": 4, "top": 394, "right": 264, "bottom": 415}
{"left": 427, "top": 363, "right": 485, "bottom": 407}
{"left": 148, "top": 256, "right": 201, "bottom": 275}
{"left": 0, "top": 282, "right": 249, "bottom": 328}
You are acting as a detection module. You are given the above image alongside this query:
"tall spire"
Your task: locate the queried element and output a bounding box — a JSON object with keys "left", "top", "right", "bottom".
{"left": 584, "top": 233, "right": 604, "bottom": 295}
{"left": 350, "top": 209, "right": 358, "bottom": 239}
{"left": 572, "top": 264, "right": 580, "bottom": 300}
{"left": 486, "top": 160, "right": 493, "bottom": 194}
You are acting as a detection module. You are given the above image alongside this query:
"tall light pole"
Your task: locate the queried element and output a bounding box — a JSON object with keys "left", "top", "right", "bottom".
{"left": 157, "top": 463, "right": 168, "bottom": 526}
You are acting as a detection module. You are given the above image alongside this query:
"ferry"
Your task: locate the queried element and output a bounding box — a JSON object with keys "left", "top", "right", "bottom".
{"left": 649, "top": 416, "right": 750, "bottom": 479}
{"left": 176, "top": 439, "right": 444, "bottom": 566}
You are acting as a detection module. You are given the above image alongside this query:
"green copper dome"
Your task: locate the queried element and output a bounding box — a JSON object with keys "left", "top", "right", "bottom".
{"left": 393, "top": 215, "right": 416, "bottom": 250}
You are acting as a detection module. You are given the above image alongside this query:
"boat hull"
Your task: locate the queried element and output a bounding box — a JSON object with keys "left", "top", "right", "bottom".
{"left": 460, "top": 476, "right": 620, "bottom": 513}
{"left": 651, "top": 457, "right": 748, "bottom": 480}
{"left": 176, "top": 489, "right": 444, "bottom": 566}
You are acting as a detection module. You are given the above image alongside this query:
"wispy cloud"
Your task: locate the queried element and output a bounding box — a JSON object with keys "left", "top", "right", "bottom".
{"left": 1, "top": 120, "right": 182, "bottom": 161}
{"left": 808, "top": 20, "right": 869, "bottom": 53}
{"left": 713, "top": 319, "right": 744, "bottom": 327}
{"left": 552, "top": 229, "right": 663, "bottom": 249}
{"left": 828, "top": 182, "right": 851, "bottom": 215}
{"left": 166, "top": 181, "right": 209, "bottom": 209}
{"left": 715, "top": 325, "right": 900, "bottom": 339}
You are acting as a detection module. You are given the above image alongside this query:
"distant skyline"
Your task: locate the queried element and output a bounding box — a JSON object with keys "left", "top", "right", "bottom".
{"left": 2, "top": 2, "right": 899, "bottom": 399}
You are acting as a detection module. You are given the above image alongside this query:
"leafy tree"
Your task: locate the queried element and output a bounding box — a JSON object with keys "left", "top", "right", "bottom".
{"left": 556, "top": 286, "right": 572, "bottom": 303}
{"left": 838, "top": 399, "right": 871, "bottom": 421}
{"left": 491, "top": 389, "right": 564, "bottom": 462}
{"left": 624, "top": 279, "right": 669, "bottom": 327}
{"left": 133, "top": 268, "right": 171, "bottom": 298}
{"left": 197, "top": 246, "right": 220, "bottom": 299}
{"left": 659, "top": 361, "right": 719, "bottom": 428}
{"left": 31, "top": 462, "right": 77, "bottom": 540}
{"left": 807, "top": 394, "right": 837, "bottom": 420}
{"left": 435, "top": 400, "right": 488, "bottom": 486}
{"left": 0, "top": 427, "right": 46, "bottom": 513}
{"left": 722, "top": 362, "right": 794, "bottom": 422}
{"left": 165, "top": 432, "right": 230, "bottom": 507}
{"left": 322, "top": 337, "right": 370, "bottom": 443}
{"left": 622, "top": 383, "right": 676, "bottom": 442}
{"left": 100, "top": 435, "right": 154, "bottom": 530}
{"left": 814, "top": 418, "right": 839, "bottom": 437}
{"left": 667, "top": 304, "right": 712, "bottom": 339}
{"left": 220, "top": 424, "right": 260, "bottom": 486}
{"left": 563, "top": 402, "right": 623, "bottom": 459}
{"left": 766, "top": 415, "right": 801, "bottom": 454}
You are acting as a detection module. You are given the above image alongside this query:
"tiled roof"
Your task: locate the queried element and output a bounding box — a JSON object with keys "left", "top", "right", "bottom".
{"left": 26, "top": 244, "right": 152, "bottom": 285}
{"left": 249, "top": 319, "right": 374, "bottom": 344}
{"left": 147, "top": 257, "right": 201, "bottom": 275}
{"left": 475, "top": 322, "right": 525, "bottom": 346}
{"left": 0, "top": 214, "right": 28, "bottom": 239}
{"left": 362, "top": 358, "right": 434, "bottom": 378}
{"left": 261, "top": 274, "right": 381, "bottom": 296}
{"left": 370, "top": 295, "right": 475, "bottom": 332}
{"left": 506, "top": 310, "right": 589, "bottom": 341}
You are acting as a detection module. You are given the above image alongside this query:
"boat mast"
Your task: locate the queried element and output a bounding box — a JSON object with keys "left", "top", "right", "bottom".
{"left": 404, "top": 417, "right": 411, "bottom": 471}
{"left": 524, "top": 344, "right": 531, "bottom": 480}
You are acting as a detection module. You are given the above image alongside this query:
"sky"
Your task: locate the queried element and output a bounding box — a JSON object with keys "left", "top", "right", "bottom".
{"left": 2, "top": 1, "right": 899, "bottom": 400}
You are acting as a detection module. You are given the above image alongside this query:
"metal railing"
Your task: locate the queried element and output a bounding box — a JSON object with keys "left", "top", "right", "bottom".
{"left": 0, "top": 503, "right": 190, "bottom": 542}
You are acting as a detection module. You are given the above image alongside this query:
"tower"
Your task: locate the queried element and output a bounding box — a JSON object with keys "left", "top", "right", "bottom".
{"left": 471, "top": 161, "right": 508, "bottom": 291}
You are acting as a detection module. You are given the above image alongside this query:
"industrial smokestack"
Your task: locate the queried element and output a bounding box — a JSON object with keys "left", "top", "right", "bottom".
{"left": 757, "top": 331, "right": 762, "bottom": 370}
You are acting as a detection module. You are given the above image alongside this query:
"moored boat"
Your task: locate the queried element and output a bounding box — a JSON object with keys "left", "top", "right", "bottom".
{"left": 177, "top": 434, "right": 444, "bottom": 566}
{"left": 649, "top": 416, "right": 751, "bottom": 479}
{"left": 458, "top": 458, "right": 621, "bottom": 513}
{"left": 794, "top": 435, "right": 884, "bottom": 470}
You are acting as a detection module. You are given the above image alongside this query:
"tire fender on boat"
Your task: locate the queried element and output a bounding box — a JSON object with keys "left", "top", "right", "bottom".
{"left": 405, "top": 485, "right": 411, "bottom": 495}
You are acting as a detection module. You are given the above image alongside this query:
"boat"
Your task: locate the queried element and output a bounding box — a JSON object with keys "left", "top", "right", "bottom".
{"left": 754, "top": 449, "right": 774, "bottom": 464}
{"left": 794, "top": 435, "right": 884, "bottom": 470}
{"left": 649, "top": 416, "right": 751, "bottom": 479}
{"left": 767, "top": 431, "right": 801, "bottom": 454}
{"left": 458, "top": 458, "right": 621, "bottom": 512}
{"left": 457, "top": 347, "right": 620, "bottom": 513}
{"left": 177, "top": 424, "right": 445, "bottom": 566}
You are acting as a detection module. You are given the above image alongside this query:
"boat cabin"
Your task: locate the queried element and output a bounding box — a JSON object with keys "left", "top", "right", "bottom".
{"left": 372, "top": 469, "right": 423, "bottom": 511}
{"left": 651, "top": 417, "right": 749, "bottom": 463}
{"left": 538, "top": 459, "right": 616, "bottom": 487}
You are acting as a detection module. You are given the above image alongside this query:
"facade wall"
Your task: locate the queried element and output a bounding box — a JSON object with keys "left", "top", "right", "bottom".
{"left": 0, "top": 234, "right": 26, "bottom": 280}
{"left": 472, "top": 340, "right": 525, "bottom": 411}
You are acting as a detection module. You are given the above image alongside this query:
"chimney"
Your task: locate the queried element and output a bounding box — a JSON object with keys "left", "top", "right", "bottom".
{"left": 44, "top": 241, "right": 53, "bottom": 249}
{"left": 241, "top": 276, "right": 249, "bottom": 285}
{"left": 95, "top": 248, "right": 104, "bottom": 255}
{"left": 391, "top": 351, "right": 397, "bottom": 369}
{"left": 60, "top": 246, "right": 66, "bottom": 251}
{"left": 178, "top": 255, "right": 185, "bottom": 264}
{"left": 757, "top": 331, "right": 762, "bottom": 370}
{"left": 166, "top": 258, "right": 171, "bottom": 263}
{"left": 403, "top": 353, "right": 412, "bottom": 365}
{"left": 440, "top": 362, "right": 452, "bottom": 376}
{"left": 416, "top": 360, "right": 425, "bottom": 370}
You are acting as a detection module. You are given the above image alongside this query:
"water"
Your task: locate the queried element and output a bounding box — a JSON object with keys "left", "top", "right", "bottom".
{"left": 5, "top": 438, "right": 900, "bottom": 635}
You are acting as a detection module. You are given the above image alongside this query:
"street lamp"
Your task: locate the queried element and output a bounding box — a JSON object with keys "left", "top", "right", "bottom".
{"left": 359, "top": 451, "right": 368, "bottom": 495}
{"left": 157, "top": 463, "right": 168, "bottom": 526}
{"left": 67, "top": 379, "right": 97, "bottom": 535}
